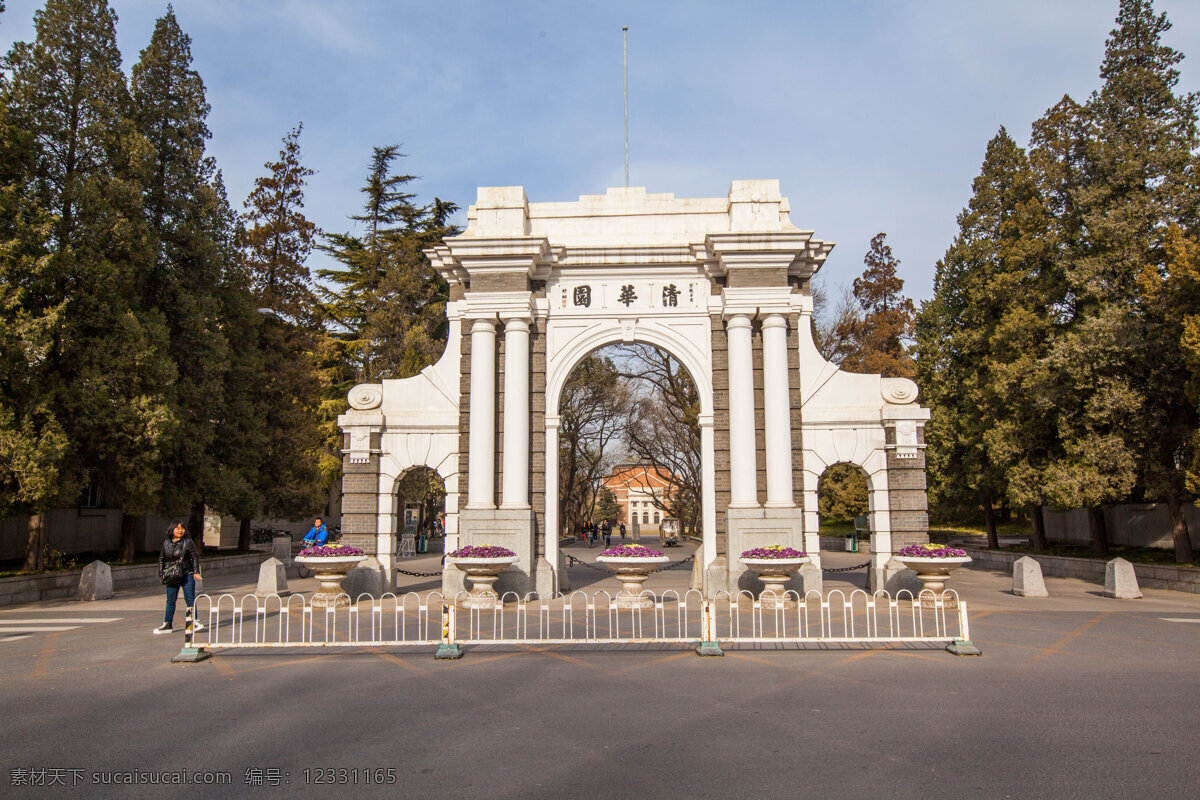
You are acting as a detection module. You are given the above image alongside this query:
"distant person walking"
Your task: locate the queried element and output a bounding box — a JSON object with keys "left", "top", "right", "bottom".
{"left": 619, "top": 522, "right": 626, "bottom": 542}
{"left": 153, "top": 522, "right": 204, "bottom": 635}
{"left": 602, "top": 520, "right": 612, "bottom": 547}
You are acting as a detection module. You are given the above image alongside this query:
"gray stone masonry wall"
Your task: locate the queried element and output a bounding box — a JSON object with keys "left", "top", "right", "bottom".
{"left": 964, "top": 548, "right": 1200, "bottom": 595}
{"left": 341, "top": 454, "right": 380, "bottom": 553}
{"left": 886, "top": 448, "right": 929, "bottom": 549}
{"left": 470, "top": 271, "right": 531, "bottom": 293}
{"left": 788, "top": 314, "right": 803, "bottom": 509}
{"left": 727, "top": 267, "right": 789, "bottom": 288}
{"left": 752, "top": 320, "right": 766, "bottom": 504}
{"left": 458, "top": 325, "right": 472, "bottom": 503}
{"left": 0, "top": 552, "right": 267, "bottom": 607}
{"left": 531, "top": 318, "right": 546, "bottom": 556}
{"left": 711, "top": 316, "right": 730, "bottom": 554}
{"left": 496, "top": 326, "right": 506, "bottom": 510}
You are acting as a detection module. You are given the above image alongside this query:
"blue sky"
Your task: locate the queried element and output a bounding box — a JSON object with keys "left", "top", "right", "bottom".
{"left": 2, "top": 0, "right": 1198, "bottom": 305}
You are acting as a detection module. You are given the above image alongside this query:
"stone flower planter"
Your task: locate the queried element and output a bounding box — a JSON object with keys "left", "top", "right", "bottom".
{"left": 294, "top": 555, "right": 366, "bottom": 607}
{"left": 447, "top": 555, "right": 519, "bottom": 609}
{"left": 597, "top": 545, "right": 669, "bottom": 609}
{"left": 894, "top": 555, "right": 972, "bottom": 607}
{"left": 739, "top": 556, "right": 811, "bottom": 609}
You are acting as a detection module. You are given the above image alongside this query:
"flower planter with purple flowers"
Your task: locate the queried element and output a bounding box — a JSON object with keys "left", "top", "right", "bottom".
{"left": 596, "top": 544, "right": 668, "bottom": 609}
{"left": 447, "top": 545, "right": 518, "bottom": 609}
{"left": 294, "top": 545, "right": 367, "bottom": 607}
{"left": 894, "top": 544, "right": 972, "bottom": 606}
{"left": 738, "top": 546, "right": 810, "bottom": 609}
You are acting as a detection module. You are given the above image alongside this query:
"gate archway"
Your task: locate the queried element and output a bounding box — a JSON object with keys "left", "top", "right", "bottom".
{"left": 338, "top": 181, "right": 931, "bottom": 596}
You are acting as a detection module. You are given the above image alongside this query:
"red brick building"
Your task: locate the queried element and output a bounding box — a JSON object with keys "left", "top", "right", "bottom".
{"left": 603, "top": 465, "right": 675, "bottom": 531}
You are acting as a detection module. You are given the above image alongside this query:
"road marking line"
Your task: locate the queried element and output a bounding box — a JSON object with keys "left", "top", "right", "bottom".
{"left": 1, "top": 635, "right": 32, "bottom": 642}
{"left": 0, "top": 618, "right": 121, "bottom": 624}
{"left": 1031, "top": 612, "right": 1110, "bottom": 661}
{"left": 1159, "top": 618, "right": 1200, "bottom": 623}
{"left": 0, "top": 626, "right": 79, "bottom": 633}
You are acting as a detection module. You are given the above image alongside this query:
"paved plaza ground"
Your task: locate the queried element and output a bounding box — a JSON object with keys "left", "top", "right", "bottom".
{"left": 2, "top": 540, "right": 1199, "bottom": 799}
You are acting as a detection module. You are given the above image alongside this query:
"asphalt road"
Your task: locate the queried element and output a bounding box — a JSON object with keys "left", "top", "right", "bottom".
{"left": 2, "top": 548, "right": 1199, "bottom": 800}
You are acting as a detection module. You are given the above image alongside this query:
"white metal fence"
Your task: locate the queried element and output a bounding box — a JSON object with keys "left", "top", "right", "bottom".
{"left": 185, "top": 589, "right": 975, "bottom": 658}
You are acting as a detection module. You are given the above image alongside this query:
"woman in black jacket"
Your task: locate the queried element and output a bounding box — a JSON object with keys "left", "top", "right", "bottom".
{"left": 153, "top": 522, "right": 205, "bottom": 634}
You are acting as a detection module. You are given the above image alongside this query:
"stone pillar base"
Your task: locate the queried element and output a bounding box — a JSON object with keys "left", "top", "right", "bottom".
{"left": 725, "top": 508, "right": 805, "bottom": 595}
{"left": 458, "top": 508, "right": 537, "bottom": 597}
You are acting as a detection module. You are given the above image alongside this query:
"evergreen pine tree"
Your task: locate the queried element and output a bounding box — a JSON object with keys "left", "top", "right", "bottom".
{"left": 130, "top": 6, "right": 232, "bottom": 554}
{"left": 5, "top": 0, "right": 174, "bottom": 565}
{"left": 1041, "top": 0, "right": 1199, "bottom": 556}
{"left": 836, "top": 233, "right": 916, "bottom": 378}
{"left": 240, "top": 127, "right": 325, "bottom": 522}
{"left": 242, "top": 124, "right": 319, "bottom": 325}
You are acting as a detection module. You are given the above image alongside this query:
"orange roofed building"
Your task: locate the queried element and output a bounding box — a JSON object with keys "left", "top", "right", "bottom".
{"left": 602, "top": 465, "right": 675, "bottom": 532}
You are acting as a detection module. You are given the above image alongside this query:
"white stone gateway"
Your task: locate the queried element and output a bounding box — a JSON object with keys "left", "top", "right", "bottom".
{"left": 338, "top": 181, "right": 932, "bottom": 597}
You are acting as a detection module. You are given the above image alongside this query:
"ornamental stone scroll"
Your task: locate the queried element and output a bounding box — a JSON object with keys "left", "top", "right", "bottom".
{"left": 881, "top": 378, "right": 919, "bottom": 405}
{"left": 348, "top": 384, "right": 383, "bottom": 410}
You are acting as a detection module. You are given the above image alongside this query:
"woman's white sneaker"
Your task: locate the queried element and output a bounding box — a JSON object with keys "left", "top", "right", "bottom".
{"left": 152, "top": 622, "right": 173, "bottom": 634}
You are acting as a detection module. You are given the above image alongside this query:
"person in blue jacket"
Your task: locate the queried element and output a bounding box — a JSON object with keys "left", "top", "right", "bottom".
{"left": 302, "top": 517, "right": 329, "bottom": 547}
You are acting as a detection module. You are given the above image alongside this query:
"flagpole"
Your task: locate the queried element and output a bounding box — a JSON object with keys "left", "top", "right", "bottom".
{"left": 623, "top": 25, "right": 629, "bottom": 188}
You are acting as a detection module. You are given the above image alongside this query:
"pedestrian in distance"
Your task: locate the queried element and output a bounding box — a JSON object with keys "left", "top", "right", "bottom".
{"left": 619, "top": 522, "right": 626, "bottom": 542}
{"left": 302, "top": 517, "right": 329, "bottom": 547}
{"left": 602, "top": 520, "right": 612, "bottom": 547}
{"left": 153, "top": 522, "right": 205, "bottom": 635}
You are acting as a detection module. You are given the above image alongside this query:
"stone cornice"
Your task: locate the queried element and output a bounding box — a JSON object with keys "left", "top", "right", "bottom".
{"left": 463, "top": 290, "right": 535, "bottom": 320}
{"left": 721, "top": 286, "right": 796, "bottom": 318}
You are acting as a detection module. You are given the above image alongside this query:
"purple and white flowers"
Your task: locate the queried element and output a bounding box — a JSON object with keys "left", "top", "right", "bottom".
{"left": 897, "top": 543, "right": 967, "bottom": 558}
{"left": 449, "top": 545, "right": 517, "bottom": 559}
{"left": 298, "top": 544, "right": 365, "bottom": 558}
{"left": 600, "top": 544, "right": 665, "bottom": 558}
{"left": 740, "top": 545, "right": 807, "bottom": 559}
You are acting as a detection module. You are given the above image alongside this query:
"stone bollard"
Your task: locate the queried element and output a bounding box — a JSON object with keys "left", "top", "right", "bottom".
{"left": 796, "top": 563, "right": 823, "bottom": 597}
{"left": 1012, "top": 556, "right": 1049, "bottom": 597}
{"left": 1103, "top": 557, "right": 1142, "bottom": 599}
{"left": 271, "top": 536, "right": 292, "bottom": 567}
{"left": 254, "top": 557, "right": 291, "bottom": 598}
{"left": 78, "top": 560, "right": 113, "bottom": 601}
{"left": 343, "top": 557, "right": 385, "bottom": 599}
{"left": 884, "top": 558, "right": 924, "bottom": 596}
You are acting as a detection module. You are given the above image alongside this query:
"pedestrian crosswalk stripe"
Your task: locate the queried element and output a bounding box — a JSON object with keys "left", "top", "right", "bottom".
{"left": 1159, "top": 617, "right": 1200, "bottom": 623}
{"left": 0, "top": 618, "right": 121, "bottom": 624}
{"left": 0, "top": 626, "right": 78, "bottom": 633}
{"left": 0, "top": 617, "right": 123, "bottom": 641}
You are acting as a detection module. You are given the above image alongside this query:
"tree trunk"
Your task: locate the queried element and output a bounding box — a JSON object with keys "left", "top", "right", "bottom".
{"left": 237, "top": 517, "right": 252, "bottom": 552}
{"left": 119, "top": 513, "right": 138, "bottom": 562}
{"left": 982, "top": 496, "right": 999, "bottom": 550}
{"left": 1166, "top": 490, "right": 1195, "bottom": 564}
{"left": 23, "top": 511, "right": 46, "bottom": 572}
{"left": 1088, "top": 506, "right": 1110, "bottom": 557}
{"left": 1029, "top": 504, "right": 1048, "bottom": 553}
{"left": 188, "top": 501, "right": 206, "bottom": 555}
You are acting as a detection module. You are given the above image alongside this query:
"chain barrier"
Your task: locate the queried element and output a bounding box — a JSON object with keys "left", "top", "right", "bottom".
{"left": 823, "top": 561, "right": 871, "bottom": 572}
{"left": 564, "top": 553, "right": 695, "bottom": 573}
{"left": 400, "top": 554, "right": 851, "bottom": 577}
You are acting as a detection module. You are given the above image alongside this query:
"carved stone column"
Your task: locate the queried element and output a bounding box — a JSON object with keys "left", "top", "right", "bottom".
{"left": 467, "top": 318, "right": 497, "bottom": 509}
{"left": 501, "top": 317, "right": 530, "bottom": 509}
{"left": 726, "top": 314, "right": 758, "bottom": 507}
{"left": 762, "top": 313, "right": 794, "bottom": 507}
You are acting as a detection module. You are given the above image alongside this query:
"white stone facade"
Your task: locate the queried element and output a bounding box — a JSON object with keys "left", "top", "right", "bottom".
{"left": 338, "top": 180, "right": 930, "bottom": 595}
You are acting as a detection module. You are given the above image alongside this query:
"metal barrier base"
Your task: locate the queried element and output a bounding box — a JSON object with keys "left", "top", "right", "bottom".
{"left": 435, "top": 643, "right": 463, "bottom": 660}
{"left": 172, "top": 646, "right": 211, "bottom": 663}
{"left": 695, "top": 641, "right": 724, "bottom": 657}
{"left": 946, "top": 639, "right": 982, "bottom": 656}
